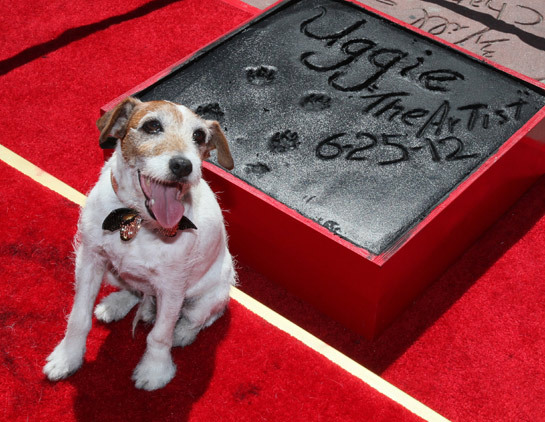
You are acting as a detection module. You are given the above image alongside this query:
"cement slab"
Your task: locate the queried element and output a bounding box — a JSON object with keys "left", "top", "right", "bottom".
{"left": 245, "top": 0, "right": 545, "bottom": 84}
{"left": 138, "top": 0, "right": 545, "bottom": 254}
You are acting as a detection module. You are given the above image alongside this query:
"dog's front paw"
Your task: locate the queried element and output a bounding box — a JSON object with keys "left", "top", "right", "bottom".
{"left": 132, "top": 353, "right": 176, "bottom": 391}
{"left": 43, "top": 341, "right": 83, "bottom": 381}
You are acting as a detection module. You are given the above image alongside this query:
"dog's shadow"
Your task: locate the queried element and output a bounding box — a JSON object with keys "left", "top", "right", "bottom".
{"left": 69, "top": 306, "right": 231, "bottom": 421}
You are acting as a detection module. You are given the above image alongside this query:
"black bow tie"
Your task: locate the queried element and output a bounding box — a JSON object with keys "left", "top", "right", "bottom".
{"left": 102, "top": 208, "right": 197, "bottom": 241}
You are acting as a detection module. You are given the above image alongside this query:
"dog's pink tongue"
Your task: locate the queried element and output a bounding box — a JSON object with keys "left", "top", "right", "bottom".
{"left": 148, "top": 180, "right": 184, "bottom": 229}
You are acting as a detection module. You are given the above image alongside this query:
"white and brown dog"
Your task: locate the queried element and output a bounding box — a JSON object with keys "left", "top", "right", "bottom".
{"left": 43, "top": 97, "right": 236, "bottom": 390}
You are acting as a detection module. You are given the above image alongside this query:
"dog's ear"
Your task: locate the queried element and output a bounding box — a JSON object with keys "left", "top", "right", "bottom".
{"left": 97, "top": 97, "right": 141, "bottom": 149}
{"left": 207, "top": 120, "right": 234, "bottom": 170}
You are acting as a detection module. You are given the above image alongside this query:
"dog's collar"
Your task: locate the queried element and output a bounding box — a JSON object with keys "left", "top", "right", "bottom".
{"left": 102, "top": 208, "right": 197, "bottom": 241}
{"left": 105, "top": 172, "right": 197, "bottom": 241}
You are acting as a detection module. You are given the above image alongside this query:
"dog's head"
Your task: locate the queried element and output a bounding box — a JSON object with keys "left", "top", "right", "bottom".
{"left": 97, "top": 97, "right": 233, "bottom": 229}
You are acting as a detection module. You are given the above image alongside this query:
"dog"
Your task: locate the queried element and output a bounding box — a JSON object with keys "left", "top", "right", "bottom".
{"left": 43, "top": 97, "right": 236, "bottom": 390}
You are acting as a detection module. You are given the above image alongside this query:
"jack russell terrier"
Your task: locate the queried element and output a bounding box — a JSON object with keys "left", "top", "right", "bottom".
{"left": 43, "top": 97, "right": 236, "bottom": 390}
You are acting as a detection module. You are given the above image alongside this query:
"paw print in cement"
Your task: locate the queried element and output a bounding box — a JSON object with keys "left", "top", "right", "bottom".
{"left": 268, "top": 130, "right": 300, "bottom": 153}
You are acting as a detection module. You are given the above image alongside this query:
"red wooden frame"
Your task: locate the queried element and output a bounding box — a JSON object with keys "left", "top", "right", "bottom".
{"left": 103, "top": 0, "right": 545, "bottom": 338}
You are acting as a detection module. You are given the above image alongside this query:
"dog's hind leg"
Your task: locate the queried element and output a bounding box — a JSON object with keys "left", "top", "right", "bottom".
{"left": 173, "top": 253, "right": 235, "bottom": 348}
{"left": 173, "top": 276, "right": 232, "bottom": 347}
{"left": 95, "top": 289, "right": 140, "bottom": 323}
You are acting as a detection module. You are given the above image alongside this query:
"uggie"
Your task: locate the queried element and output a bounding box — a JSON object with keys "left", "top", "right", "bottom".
{"left": 44, "top": 97, "right": 236, "bottom": 390}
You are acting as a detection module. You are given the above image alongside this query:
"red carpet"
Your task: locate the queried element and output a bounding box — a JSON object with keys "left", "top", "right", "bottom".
{"left": 0, "top": 161, "right": 420, "bottom": 421}
{"left": 2, "top": 0, "right": 545, "bottom": 420}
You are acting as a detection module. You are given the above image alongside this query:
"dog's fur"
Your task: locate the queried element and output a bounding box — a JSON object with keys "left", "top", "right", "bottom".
{"left": 43, "top": 97, "right": 236, "bottom": 390}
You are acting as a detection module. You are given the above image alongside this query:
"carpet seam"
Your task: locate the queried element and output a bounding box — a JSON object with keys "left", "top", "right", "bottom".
{"left": 0, "top": 0, "right": 185, "bottom": 76}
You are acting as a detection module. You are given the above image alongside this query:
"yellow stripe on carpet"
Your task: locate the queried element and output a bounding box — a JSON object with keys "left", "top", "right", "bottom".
{"left": 231, "top": 287, "right": 449, "bottom": 422}
{"left": 0, "top": 144, "right": 86, "bottom": 207}
{"left": 0, "top": 144, "right": 449, "bottom": 422}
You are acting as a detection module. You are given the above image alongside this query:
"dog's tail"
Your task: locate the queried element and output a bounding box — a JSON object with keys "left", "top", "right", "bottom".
{"left": 132, "top": 294, "right": 154, "bottom": 337}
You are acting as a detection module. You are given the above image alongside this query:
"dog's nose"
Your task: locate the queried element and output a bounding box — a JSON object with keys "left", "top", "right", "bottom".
{"left": 169, "top": 156, "right": 193, "bottom": 178}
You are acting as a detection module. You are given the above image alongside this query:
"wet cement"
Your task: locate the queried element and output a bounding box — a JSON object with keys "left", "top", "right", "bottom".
{"left": 137, "top": 0, "right": 545, "bottom": 255}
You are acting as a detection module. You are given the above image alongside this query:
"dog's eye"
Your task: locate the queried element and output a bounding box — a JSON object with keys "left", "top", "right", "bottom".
{"left": 142, "top": 119, "right": 163, "bottom": 134}
{"left": 193, "top": 129, "right": 206, "bottom": 145}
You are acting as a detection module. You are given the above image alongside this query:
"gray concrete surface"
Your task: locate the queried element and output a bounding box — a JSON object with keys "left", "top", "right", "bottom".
{"left": 241, "top": 0, "right": 545, "bottom": 83}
